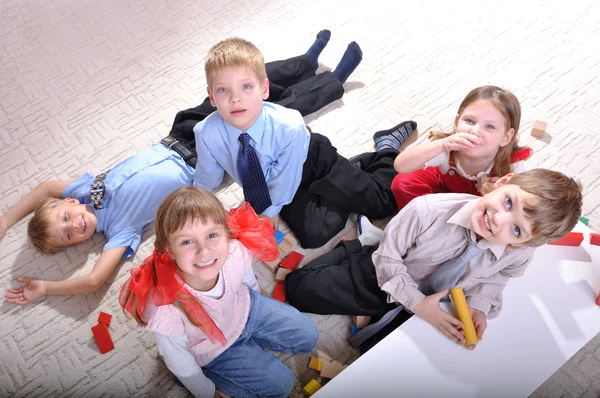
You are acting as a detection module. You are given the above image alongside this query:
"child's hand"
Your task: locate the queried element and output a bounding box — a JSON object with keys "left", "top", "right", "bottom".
{"left": 441, "top": 132, "right": 481, "bottom": 152}
{"left": 413, "top": 290, "right": 466, "bottom": 344}
{"left": 0, "top": 214, "right": 8, "bottom": 240}
{"left": 269, "top": 215, "right": 279, "bottom": 230}
{"left": 5, "top": 278, "right": 47, "bottom": 305}
{"left": 213, "top": 388, "right": 226, "bottom": 398}
{"left": 466, "top": 307, "right": 487, "bottom": 350}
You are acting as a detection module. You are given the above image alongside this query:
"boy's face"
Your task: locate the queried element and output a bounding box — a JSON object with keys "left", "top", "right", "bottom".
{"left": 207, "top": 66, "right": 269, "bottom": 132}
{"left": 470, "top": 174, "right": 537, "bottom": 246}
{"left": 454, "top": 100, "right": 515, "bottom": 160}
{"left": 47, "top": 199, "right": 97, "bottom": 247}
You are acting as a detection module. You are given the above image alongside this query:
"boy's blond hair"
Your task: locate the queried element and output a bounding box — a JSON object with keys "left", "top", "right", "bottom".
{"left": 482, "top": 168, "right": 583, "bottom": 247}
{"left": 28, "top": 198, "right": 65, "bottom": 254}
{"left": 204, "top": 37, "right": 267, "bottom": 88}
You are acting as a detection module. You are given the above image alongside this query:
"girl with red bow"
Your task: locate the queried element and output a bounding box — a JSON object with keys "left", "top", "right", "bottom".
{"left": 391, "top": 85, "right": 532, "bottom": 210}
{"left": 119, "top": 186, "right": 318, "bottom": 398}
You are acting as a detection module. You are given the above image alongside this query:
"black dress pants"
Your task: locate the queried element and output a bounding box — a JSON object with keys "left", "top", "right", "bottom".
{"left": 279, "top": 134, "right": 398, "bottom": 249}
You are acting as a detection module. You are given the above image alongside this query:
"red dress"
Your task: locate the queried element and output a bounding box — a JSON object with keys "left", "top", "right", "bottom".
{"left": 391, "top": 148, "right": 531, "bottom": 210}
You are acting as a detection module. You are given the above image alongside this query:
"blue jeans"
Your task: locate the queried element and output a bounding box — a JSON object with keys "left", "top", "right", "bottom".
{"left": 203, "top": 289, "right": 319, "bottom": 398}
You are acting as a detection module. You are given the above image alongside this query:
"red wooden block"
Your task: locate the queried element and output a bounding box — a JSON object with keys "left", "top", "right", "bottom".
{"left": 98, "top": 311, "right": 112, "bottom": 326}
{"left": 279, "top": 251, "right": 304, "bottom": 271}
{"left": 590, "top": 233, "right": 600, "bottom": 247}
{"left": 91, "top": 323, "right": 114, "bottom": 354}
{"left": 548, "top": 232, "right": 584, "bottom": 247}
{"left": 272, "top": 281, "right": 286, "bottom": 302}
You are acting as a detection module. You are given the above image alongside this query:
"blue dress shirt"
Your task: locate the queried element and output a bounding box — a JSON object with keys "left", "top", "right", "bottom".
{"left": 193, "top": 102, "right": 310, "bottom": 217}
{"left": 63, "top": 144, "right": 194, "bottom": 258}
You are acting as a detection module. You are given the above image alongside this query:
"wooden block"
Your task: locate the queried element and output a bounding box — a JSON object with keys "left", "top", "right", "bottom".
{"left": 321, "top": 360, "right": 347, "bottom": 379}
{"left": 274, "top": 230, "right": 285, "bottom": 245}
{"left": 91, "top": 323, "right": 114, "bottom": 354}
{"left": 590, "top": 233, "right": 600, "bottom": 246}
{"left": 352, "top": 315, "right": 371, "bottom": 329}
{"left": 98, "top": 311, "right": 112, "bottom": 326}
{"left": 275, "top": 267, "right": 291, "bottom": 282}
{"left": 264, "top": 247, "right": 285, "bottom": 271}
{"left": 302, "top": 379, "right": 322, "bottom": 397}
{"left": 278, "top": 238, "right": 294, "bottom": 255}
{"left": 272, "top": 281, "right": 286, "bottom": 302}
{"left": 548, "top": 232, "right": 584, "bottom": 247}
{"left": 351, "top": 325, "right": 360, "bottom": 335}
{"left": 579, "top": 216, "right": 589, "bottom": 226}
{"left": 280, "top": 251, "right": 304, "bottom": 270}
{"left": 531, "top": 120, "right": 547, "bottom": 138}
{"left": 283, "top": 233, "right": 298, "bottom": 248}
{"left": 308, "top": 357, "right": 324, "bottom": 371}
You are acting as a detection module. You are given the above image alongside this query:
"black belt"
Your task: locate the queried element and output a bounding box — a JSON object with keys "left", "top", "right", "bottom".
{"left": 160, "top": 136, "right": 197, "bottom": 168}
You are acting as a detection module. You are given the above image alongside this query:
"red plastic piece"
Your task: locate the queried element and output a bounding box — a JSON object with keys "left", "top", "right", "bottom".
{"left": 98, "top": 311, "right": 112, "bottom": 326}
{"left": 272, "top": 281, "right": 286, "bottom": 302}
{"left": 91, "top": 323, "right": 114, "bottom": 354}
{"left": 590, "top": 233, "right": 600, "bottom": 247}
{"left": 279, "top": 251, "right": 304, "bottom": 271}
{"left": 548, "top": 232, "right": 584, "bottom": 247}
{"left": 510, "top": 147, "right": 532, "bottom": 163}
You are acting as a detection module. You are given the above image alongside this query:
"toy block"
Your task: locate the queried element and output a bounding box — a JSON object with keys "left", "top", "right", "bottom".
{"left": 531, "top": 120, "right": 547, "bottom": 138}
{"left": 91, "top": 323, "right": 114, "bottom": 354}
{"left": 510, "top": 147, "right": 532, "bottom": 163}
{"left": 548, "top": 232, "right": 584, "bottom": 247}
{"left": 579, "top": 216, "right": 589, "bottom": 226}
{"left": 279, "top": 251, "right": 304, "bottom": 270}
{"left": 275, "top": 267, "right": 291, "bottom": 282}
{"left": 321, "top": 360, "right": 347, "bottom": 379}
{"left": 303, "top": 379, "right": 322, "bottom": 397}
{"left": 308, "top": 357, "right": 324, "bottom": 371}
{"left": 274, "top": 230, "right": 285, "bottom": 245}
{"left": 590, "top": 233, "right": 600, "bottom": 246}
{"left": 351, "top": 325, "right": 360, "bottom": 335}
{"left": 98, "top": 311, "right": 112, "bottom": 326}
{"left": 352, "top": 315, "right": 371, "bottom": 329}
{"left": 272, "top": 281, "right": 286, "bottom": 302}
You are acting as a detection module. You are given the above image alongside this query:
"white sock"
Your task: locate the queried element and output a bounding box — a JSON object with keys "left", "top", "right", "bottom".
{"left": 357, "top": 215, "right": 383, "bottom": 246}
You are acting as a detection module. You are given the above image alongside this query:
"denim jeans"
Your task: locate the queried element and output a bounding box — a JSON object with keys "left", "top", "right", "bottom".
{"left": 203, "top": 289, "right": 319, "bottom": 398}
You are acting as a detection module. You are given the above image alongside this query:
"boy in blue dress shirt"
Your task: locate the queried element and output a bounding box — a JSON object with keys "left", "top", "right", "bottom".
{"left": 194, "top": 36, "right": 415, "bottom": 248}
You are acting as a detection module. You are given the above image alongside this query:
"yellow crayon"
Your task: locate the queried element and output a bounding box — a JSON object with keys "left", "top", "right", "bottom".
{"left": 450, "top": 287, "right": 478, "bottom": 346}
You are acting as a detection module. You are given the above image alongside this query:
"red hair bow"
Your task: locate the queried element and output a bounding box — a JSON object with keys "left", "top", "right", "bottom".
{"left": 227, "top": 202, "right": 279, "bottom": 262}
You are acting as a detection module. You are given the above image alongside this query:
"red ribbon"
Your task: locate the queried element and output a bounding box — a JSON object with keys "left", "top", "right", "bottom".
{"left": 119, "top": 202, "right": 279, "bottom": 346}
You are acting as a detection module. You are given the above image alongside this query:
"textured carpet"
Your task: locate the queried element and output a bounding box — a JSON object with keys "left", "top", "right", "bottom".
{"left": 1, "top": 0, "right": 599, "bottom": 396}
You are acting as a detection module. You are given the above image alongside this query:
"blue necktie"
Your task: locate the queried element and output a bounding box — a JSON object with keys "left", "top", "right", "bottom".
{"left": 238, "top": 132, "right": 272, "bottom": 214}
{"left": 348, "top": 227, "right": 485, "bottom": 348}
{"left": 422, "top": 228, "right": 485, "bottom": 296}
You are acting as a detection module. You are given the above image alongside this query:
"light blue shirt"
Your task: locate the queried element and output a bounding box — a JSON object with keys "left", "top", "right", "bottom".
{"left": 63, "top": 144, "right": 194, "bottom": 258}
{"left": 193, "top": 102, "right": 310, "bottom": 217}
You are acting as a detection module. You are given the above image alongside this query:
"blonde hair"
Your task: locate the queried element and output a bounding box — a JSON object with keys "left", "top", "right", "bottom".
{"left": 204, "top": 37, "right": 267, "bottom": 88}
{"left": 483, "top": 169, "right": 583, "bottom": 247}
{"left": 123, "top": 186, "right": 230, "bottom": 327}
{"left": 27, "top": 198, "right": 65, "bottom": 254}
{"left": 430, "top": 85, "right": 530, "bottom": 177}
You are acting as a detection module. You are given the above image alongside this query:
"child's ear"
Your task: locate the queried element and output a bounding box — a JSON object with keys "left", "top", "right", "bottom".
{"left": 261, "top": 78, "right": 269, "bottom": 100}
{"left": 64, "top": 198, "right": 80, "bottom": 205}
{"left": 493, "top": 173, "right": 515, "bottom": 188}
{"left": 207, "top": 87, "right": 216, "bottom": 107}
{"left": 500, "top": 128, "right": 515, "bottom": 147}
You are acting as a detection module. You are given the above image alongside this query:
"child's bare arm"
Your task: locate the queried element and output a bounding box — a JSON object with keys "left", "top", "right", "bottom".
{"left": 393, "top": 134, "right": 480, "bottom": 174}
{"left": 5, "top": 246, "right": 126, "bottom": 304}
{"left": 0, "top": 180, "right": 70, "bottom": 239}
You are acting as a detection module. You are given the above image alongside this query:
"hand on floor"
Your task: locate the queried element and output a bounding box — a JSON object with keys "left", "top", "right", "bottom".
{"left": 5, "top": 278, "right": 47, "bottom": 305}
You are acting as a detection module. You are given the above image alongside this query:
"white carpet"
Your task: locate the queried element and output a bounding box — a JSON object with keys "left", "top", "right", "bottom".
{"left": 1, "top": 0, "right": 600, "bottom": 396}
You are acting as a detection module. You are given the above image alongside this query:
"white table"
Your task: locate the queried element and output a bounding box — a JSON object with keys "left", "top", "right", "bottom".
{"left": 316, "top": 224, "right": 600, "bottom": 398}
